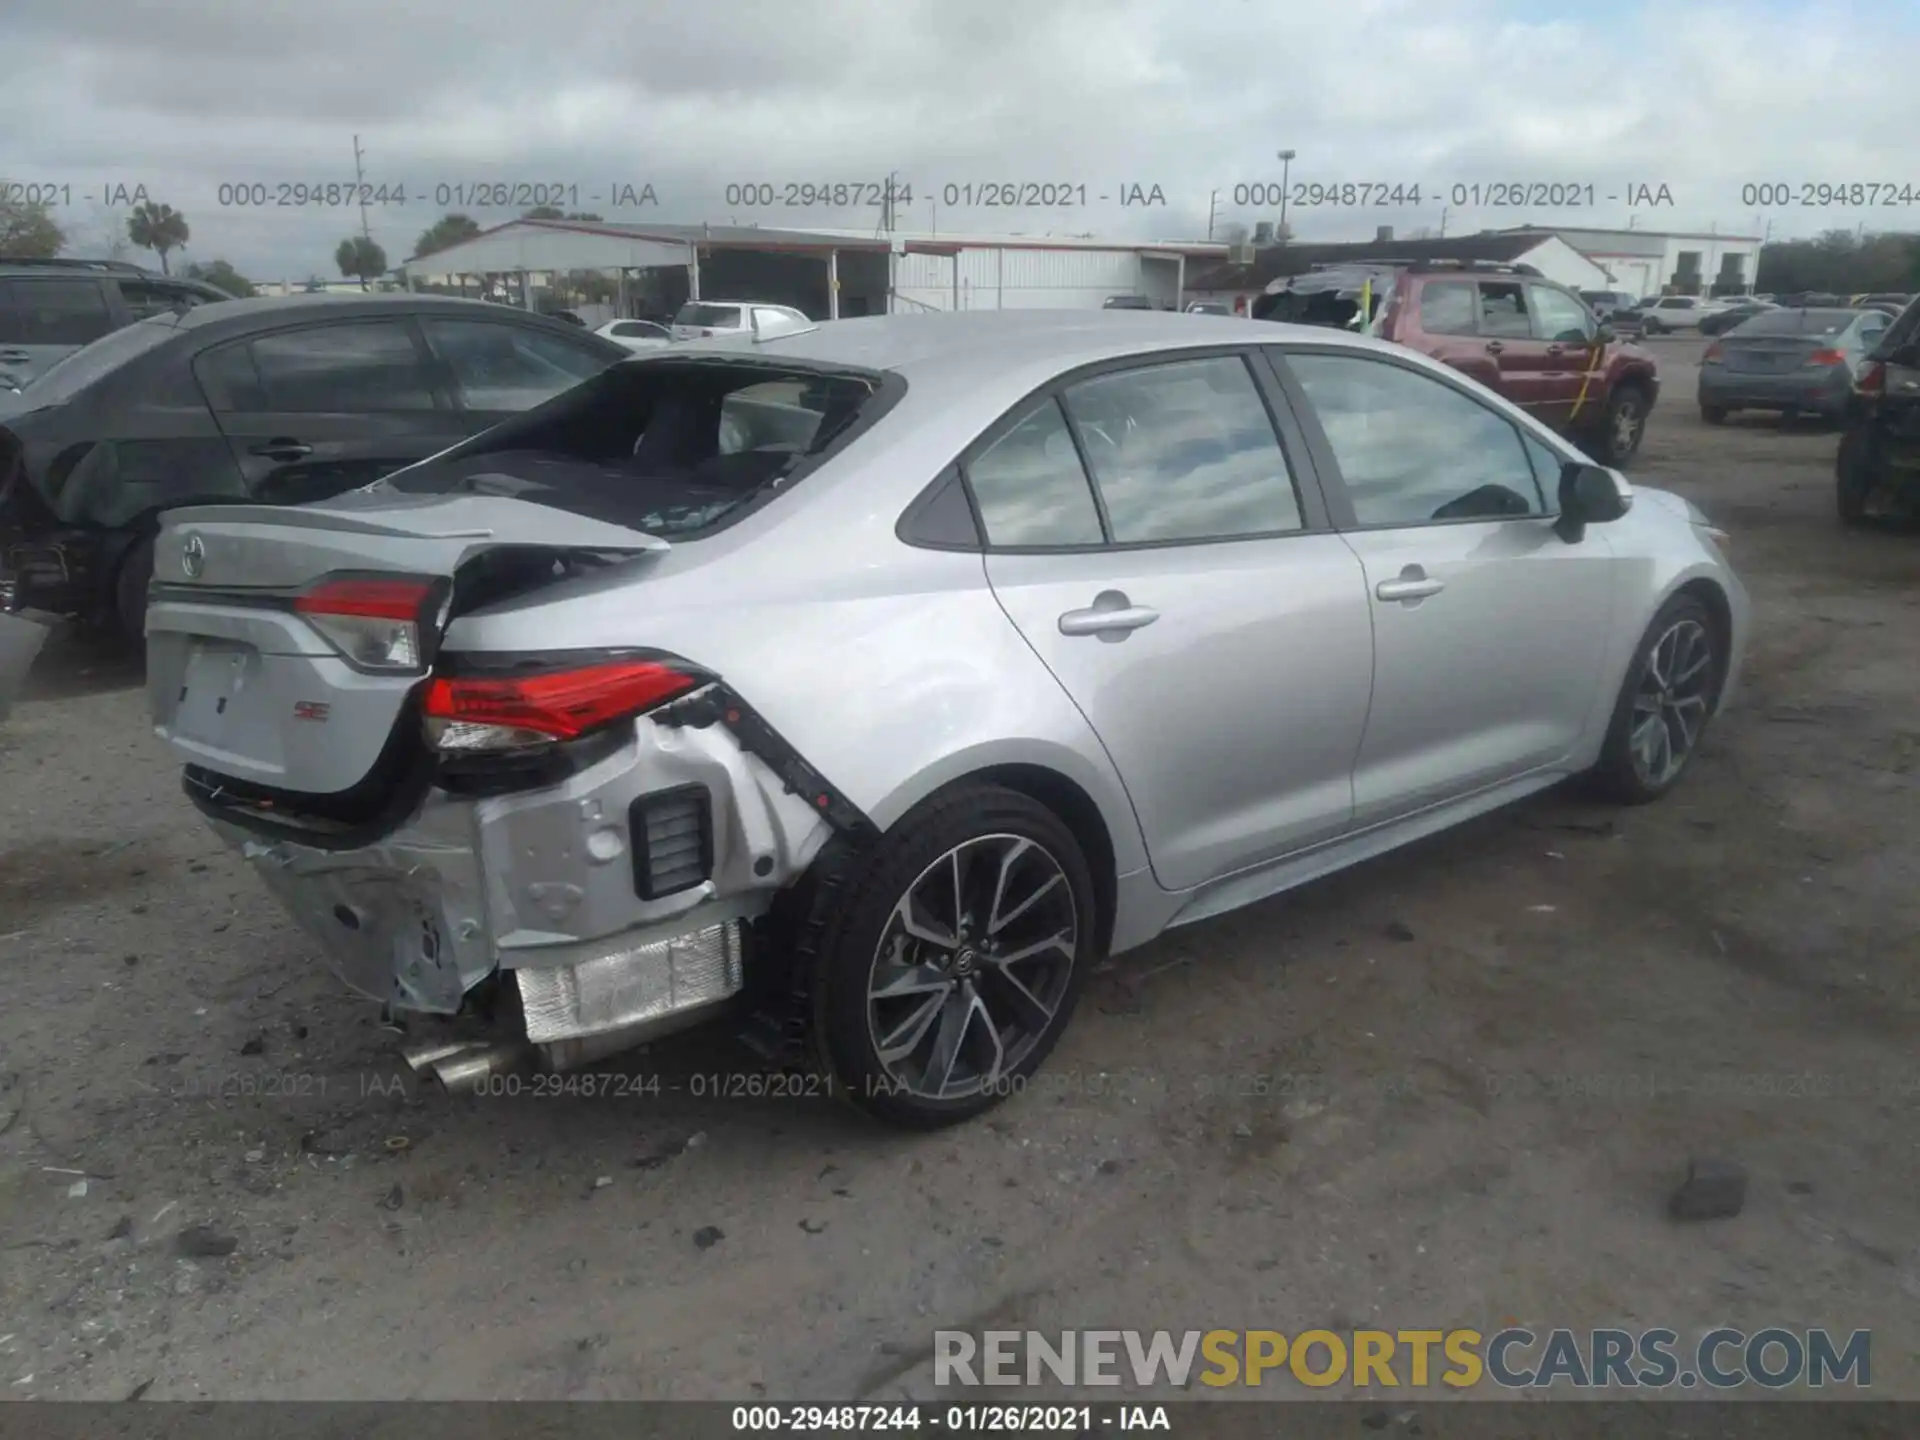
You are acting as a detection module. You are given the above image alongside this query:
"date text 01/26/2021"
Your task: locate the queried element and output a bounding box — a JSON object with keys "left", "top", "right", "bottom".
{"left": 1228, "top": 181, "right": 1677, "bottom": 209}
{"left": 730, "top": 1405, "right": 1170, "bottom": 1432}
{"left": 720, "top": 182, "right": 1168, "bottom": 208}
{"left": 211, "top": 181, "right": 659, "bottom": 209}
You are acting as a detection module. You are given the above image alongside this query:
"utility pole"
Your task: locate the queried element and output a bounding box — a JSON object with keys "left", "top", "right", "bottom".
{"left": 1207, "top": 189, "right": 1221, "bottom": 241}
{"left": 352, "top": 134, "right": 374, "bottom": 290}
{"left": 1438, "top": 205, "right": 1449, "bottom": 238}
{"left": 1276, "top": 149, "right": 1297, "bottom": 242}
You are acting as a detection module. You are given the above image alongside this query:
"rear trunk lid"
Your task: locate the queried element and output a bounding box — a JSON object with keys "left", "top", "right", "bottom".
{"left": 147, "top": 488, "right": 668, "bottom": 800}
{"left": 1720, "top": 337, "right": 1823, "bottom": 374}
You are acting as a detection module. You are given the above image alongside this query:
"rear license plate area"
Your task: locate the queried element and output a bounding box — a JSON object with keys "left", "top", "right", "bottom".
{"left": 174, "top": 638, "right": 254, "bottom": 743}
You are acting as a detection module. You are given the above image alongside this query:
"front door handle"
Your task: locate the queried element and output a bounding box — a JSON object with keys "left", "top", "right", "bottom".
{"left": 248, "top": 439, "right": 313, "bottom": 461}
{"left": 1059, "top": 590, "right": 1160, "bottom": 638}
{"left": 1484, "top": 340, "right": 1505, "bottom": 355}
{"left": 1375, "top": 565, "right": 1445, "bottom": 603}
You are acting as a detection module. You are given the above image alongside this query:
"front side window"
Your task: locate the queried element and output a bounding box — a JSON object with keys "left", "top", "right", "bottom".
{"left": 1476, "top": 283, "right": 1533, "bottom": 338}
{"left": 1528, "top": 284, "right": 1596, "bottom": 344}
{"left": 422, "top": 318, "right": 613, "bottom": 411}
{"left": 964, "top": 399, "right": 1105, "bottom": 547}
{"left": 1287, "top": 352, "right": 1546, "bottom": 526}
{"left": 1061, "top": 356, "right": 1303, "bottom": 543}
{"left": 242, "top": 321, "right": 437, "bottom": 412}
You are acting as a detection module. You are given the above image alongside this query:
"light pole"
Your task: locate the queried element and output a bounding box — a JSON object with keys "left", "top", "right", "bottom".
{"left": 1276, "top": 149, "right": 1297, "bottom": 242}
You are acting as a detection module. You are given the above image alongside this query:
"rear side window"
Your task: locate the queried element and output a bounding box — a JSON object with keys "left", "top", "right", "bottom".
{"left": 1060, "top": 356, "right": 1303, "bottom": 543}
{"left": 675, "top": 303, "right": 742, "bottom": 328}
{"left": 1418, "top": 281, "right": 1477, "bottom": 336}
{"left": 0, "top": 278, "right": 115, "bottom": 346}
{"left": 964, "top": 400, "right": 1105, "bottom": 547}
{"left": 218, "top": 321, "right": 437, "bottom": 412}
{"left": 421, "top": 318, "right": 615, "bottom": 411}
{"left": 118, "top": 280, "right": 213, "bottom": 321}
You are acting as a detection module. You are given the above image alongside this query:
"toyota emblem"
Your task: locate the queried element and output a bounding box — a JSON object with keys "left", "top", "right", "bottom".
{"left": 181, "top": 533, "right": 206, "bottom": 579}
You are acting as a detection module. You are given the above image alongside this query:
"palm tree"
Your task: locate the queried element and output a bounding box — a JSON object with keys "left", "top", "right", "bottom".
{"left": 127, "top": 201, "right": 190, "bottom": 274}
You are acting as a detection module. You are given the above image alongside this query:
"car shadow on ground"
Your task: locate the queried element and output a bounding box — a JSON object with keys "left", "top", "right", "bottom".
{"left": 18, "top": 621, "right": 144, "bottom": 702}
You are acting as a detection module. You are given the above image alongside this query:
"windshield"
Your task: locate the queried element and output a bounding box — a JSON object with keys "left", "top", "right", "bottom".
{"left": 674, "top": 303, "right": 743, "bottom": 328}
{"left": 1730, "top": 308, "right": 1856, "bottom": 337}
{"left": 385, "top": 359, "right": 888, "bottom": 536}
{"left": 17, "top": 316, "right": 177, "bottom": 403}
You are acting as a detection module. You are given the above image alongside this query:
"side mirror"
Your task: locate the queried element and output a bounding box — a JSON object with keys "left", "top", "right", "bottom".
{"left": 1555, "top": 462, "right": 1630, "bottom": 543}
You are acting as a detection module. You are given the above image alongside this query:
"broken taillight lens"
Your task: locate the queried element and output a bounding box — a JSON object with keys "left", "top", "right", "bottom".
{"left": 421, "top": 658, "right": 700, "bottom": 752}
{"left": 1702, "top": 341, "right": 1724, "bottom": 364}
{"left": 293, "top": 575, "right": 438, "bottom": 672}
{"left": 1804, "top": 348, "right": 1847, "bottom": 367}
{"left": 1856, "top": 360, "right": 1886, "bottom": 395}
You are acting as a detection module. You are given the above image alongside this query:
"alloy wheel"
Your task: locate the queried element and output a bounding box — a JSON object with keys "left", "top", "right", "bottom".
{"left": 1629, "top": 618, "right": 1715, "bottom": 788}
{"left": 1612, "top": 396, "right": 1645, "bottom": 456}
{"left": 866, "top": 834, "right": 1079, "bottom": 1102}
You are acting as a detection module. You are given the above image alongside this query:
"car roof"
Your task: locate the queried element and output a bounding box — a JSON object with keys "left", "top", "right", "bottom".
{"left": 681, "top": 308, "right": 1385, "bottom": 385}
{"left": 679, "top": 299, "right": 791, "bottom": 309}
{"left": 166, "top": 292, "right": 609, "bottom": 337}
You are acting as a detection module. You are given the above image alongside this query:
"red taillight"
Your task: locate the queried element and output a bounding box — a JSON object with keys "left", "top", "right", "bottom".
{"left": 422, "top": 659, "right": 699, "bottom": 751}
{"left": 1703, "top": 341, "right": 1724, "bottom": 363}
{"left": 1804, "top": 348, "right": 1847, "bottom": 367}
{"left": 293, "top": 575, "right": 437, "bottom": 672}
{"left": 1856, "top": 360, "right": 1886, "bottom": 395}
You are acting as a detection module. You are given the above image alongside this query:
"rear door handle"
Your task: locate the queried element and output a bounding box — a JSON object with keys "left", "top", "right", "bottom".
{"left": 1059, "top": 593, "right": 1160, "bottom": 638}
{"left": 0, "top": 349, "right": 30, "bottom": 363}
{"left": 1375, "top": 567, "right": 1445, "bottom": 603}
{"left": 1484, "top": 340, "right": 1505, "bottom": 355}
{"left": 248, "top": 439, "right": 313, "bottom": 461}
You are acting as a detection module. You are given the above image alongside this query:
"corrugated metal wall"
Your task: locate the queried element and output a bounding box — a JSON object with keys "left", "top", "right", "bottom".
{"left": 892, "top": 247, "right": 1145, "bottom": 310}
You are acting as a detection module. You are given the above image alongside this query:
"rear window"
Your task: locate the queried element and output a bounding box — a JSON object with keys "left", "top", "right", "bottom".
{"left": 384, "top": 358, "right": 894, "bottom": 537}
{"left": 674, "top": 303, "right": 743, "bottom": 328}
{"left": 0, "top": 277, "right": 116, "bottom": 347}
{"left": 1730, "top": 309, "right": 1855, "bottom": 337}
{"left": 19, "top": 316, "right": 177, "bottom": 404}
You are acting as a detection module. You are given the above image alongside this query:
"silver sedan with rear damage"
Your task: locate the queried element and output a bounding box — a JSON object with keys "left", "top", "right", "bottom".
{"left": 146, "top": 310, "right": 1749, "bottom": 1128}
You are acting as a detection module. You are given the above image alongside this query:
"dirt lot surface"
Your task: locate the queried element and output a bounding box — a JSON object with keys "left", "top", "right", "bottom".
{"left": 2, "top": 336, "right": 1916, "bottom": 1404}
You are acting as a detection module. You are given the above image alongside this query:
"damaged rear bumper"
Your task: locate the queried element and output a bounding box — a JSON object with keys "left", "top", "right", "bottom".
{"left": 209, "top": 695, "right": 839, "bottom": 1066}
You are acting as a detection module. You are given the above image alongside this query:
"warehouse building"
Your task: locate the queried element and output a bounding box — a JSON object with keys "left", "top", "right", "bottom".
{"left": 397, "top": 217, "right": 1227, "bottom": 318}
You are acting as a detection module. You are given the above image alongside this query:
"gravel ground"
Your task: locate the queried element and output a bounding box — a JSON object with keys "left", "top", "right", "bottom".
{"left": 1, "top": 337, "right": 1916, "bottom": 1402}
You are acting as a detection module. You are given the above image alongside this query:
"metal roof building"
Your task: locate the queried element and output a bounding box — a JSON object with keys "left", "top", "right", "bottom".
{"left": 397, "top": 217, "right": 1228, "bottom": 319}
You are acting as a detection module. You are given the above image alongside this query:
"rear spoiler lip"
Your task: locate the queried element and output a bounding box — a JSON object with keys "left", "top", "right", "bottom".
{"left": 156, "top": 496, "right": 673, "bottom": 552}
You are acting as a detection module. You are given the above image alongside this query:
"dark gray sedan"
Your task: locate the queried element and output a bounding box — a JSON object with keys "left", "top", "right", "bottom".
{"left": 1699, "top": 307, "right": 1894, "bottom": 424}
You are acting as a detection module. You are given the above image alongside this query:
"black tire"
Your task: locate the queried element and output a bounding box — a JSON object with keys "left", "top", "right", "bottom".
{"left": 1587, "top": 594, "right": 1723, "bottom": 805}
{"left": 113, "top": 536, "right": 155, "bottom": 644}
{"left": 1836, "top": 429, "right": 1875, "bottom": 526}
{"left": 797, "top": 783, "right": 1100, "bottom": 1129}
{"left": 1592, "top": 385, "right": 1650, "bottom": 466}
{"left": 1700, "top": 404, "right": 1728, "bottom": 425}
{"left": 1642, "top": 317, "right": 1664, "bottom": 336}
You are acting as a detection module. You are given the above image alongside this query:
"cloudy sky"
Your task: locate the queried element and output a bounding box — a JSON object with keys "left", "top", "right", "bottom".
{"left": 4, "top": 0, "right": 1917, "bottom": 280}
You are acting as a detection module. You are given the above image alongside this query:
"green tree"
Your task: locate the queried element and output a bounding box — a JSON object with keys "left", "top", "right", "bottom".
{"left": 415, "top": 212, "right": 481, "bottom": 258}
{"left": 127, "top": 200, "right": 190, "bottom": 273}
{"left": 0, "top": 190, "right": 66, "bottom": 256}
{"left": 335, "top": 235, "right": 389, "bottom": 290}
{"left": 184, "top": 259, "right": 256, "bottom": 297}
{"left": 524, "top": 205, "right": 565, "bottom": 219}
